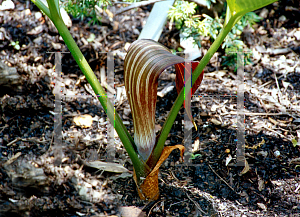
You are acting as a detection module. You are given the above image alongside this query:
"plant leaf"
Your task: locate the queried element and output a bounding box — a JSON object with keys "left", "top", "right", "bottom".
{"left": 227, "top": 0, "right": 277, "bottom": 17}
{"left": 124, "top": 39, "right": 183, "bottom": 161}
{"left": 124, "top": 39, "right": 203, "bottom": 162}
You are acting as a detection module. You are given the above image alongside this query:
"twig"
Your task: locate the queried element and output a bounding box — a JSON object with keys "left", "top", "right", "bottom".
{"left": 289, "top": 157, "right": 300, "bottom": 166}
{"left": 258, "top": 74, "right": 284, "bottom": 88}
{"left": 7, "top": 137, "right": 50, "bottom": 147}
{"left": 273, "top": 71, "right": 283, "bottom": 105}
{"left": 24, "top": 137, "right": 49, "bottom": 144}
{"left": 208, "top": 164, "right": 238, "bottom": 194}
{"left": 6, "top": 138, "right": 20, "bottom": 146}
{"left": 220, "top": 112, "right": 288, "bottom": 116}
{"left": 3, "top": 152, "right": 22, "bottom": 166}
{"left": 100, "top": 66, "right": 116, "bottom": 95}
{"left": 113, "top": 1, "right": 132, "bottom": 4}
{"left": 0, "top": 124, "right": 8, "bottom": 134}
{"left": 147, "top": 200, "right": 164, "bottom": 216}
{"left": 168, "top": 199, "right": 188, "bottom": 211}
{"left": 258, "top": 98, "right": 269, "bottom": 113}
{"left": 185, "top": 191, "right": 207, "bottom": 215}
{"left": 262, "top": 126, "right": 289, "bottom": 141}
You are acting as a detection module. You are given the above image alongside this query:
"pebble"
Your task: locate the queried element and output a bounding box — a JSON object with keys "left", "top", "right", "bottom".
{"left": 24, "top": 8, "right": 31, "bottom": 16}
{"left": 0, "top": 0, "right": 14, "bottom": 10}
{"left": 35, "top": 12, "right": 42, "bottom": 20}
{"left": 294, "top": 31, "right": 300, "bottom": 41}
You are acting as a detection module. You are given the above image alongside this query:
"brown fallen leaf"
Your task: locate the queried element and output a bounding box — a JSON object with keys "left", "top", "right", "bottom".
{"left": 240, "top": 159, "right": 250, "bottom": 175}
{"left": 85, "top": 160, "right": 129, "bottom": 173}
{"left": 27, "top": 25, "right": 43, "bottom": 35}
{"left": 119, "top": 206, "right": 146, "bottom": 217}
{"left": 73, "top": 114, "right": 93, "bottom": 128}
{"left": 133, "top": 145, "right": 185, "bottom": 200}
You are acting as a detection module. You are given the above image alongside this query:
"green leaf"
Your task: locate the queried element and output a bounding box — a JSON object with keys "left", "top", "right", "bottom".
{"left": 227, "top": 0, "right": 277, "bottom": 17}
{"left": 292, "top": 138, "right": 299, "bottom": 147}
{"left": 87, "top": 33, "right": 95, "bottom": 42}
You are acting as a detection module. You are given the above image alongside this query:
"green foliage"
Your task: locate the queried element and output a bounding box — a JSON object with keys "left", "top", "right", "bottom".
{"left": 168, "top": 0, "right": 262, "bottom": 69}
{"left": 222, "top": 12, "right": 261, "bottom": 70}
{"left": 10, "top": 41, "right": 20, "bottom": 50}
{"left": 222, "top": 52, "right": 252, "bottom": 71}
{"left": 62, "top": 0, "right": 111, "bottom": 24}
{"left": 292, "top": 138, "right": 299, "bottom": 147}
{"left": 168, "top": 1, "right": 224, "bottom": 47}
{"left": 223, "top": 12, "right": 262, "bottom": 49}
{"left": 189, "top": 153, "right": 202, "bottom": 160}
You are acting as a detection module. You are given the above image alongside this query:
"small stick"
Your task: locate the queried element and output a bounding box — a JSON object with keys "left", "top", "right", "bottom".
{"left": 185, "top": 191, "right": 207, "bottom": 215}
{"left": 3, "top": 152, "right": 22, "bottom": 166}
{"left": 258, "top": 98, "right": 269, "bottom": 113}
{"left": 262, "top": 126, "right": 290, "bottom": 141}
{"left": 208, "top": 164, "right": 237, "bottom": 194}
{"left": 147, "top": 200, "right": 163, "bottom": 216}
{"left": 6, "top": 138, "right": 20, "bottom": 146}
{"left": 259, "top": 74, "right": 284, "bottom": 88}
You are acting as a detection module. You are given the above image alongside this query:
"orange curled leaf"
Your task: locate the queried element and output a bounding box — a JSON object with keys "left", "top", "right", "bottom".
{"left": 133, "top": 145, "right": 185, "bottom": 200}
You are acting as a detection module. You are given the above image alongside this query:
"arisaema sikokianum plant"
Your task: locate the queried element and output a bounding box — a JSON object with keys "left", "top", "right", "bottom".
{"left": 31, "top": 0, "right": 277, "bottom": 200}
{"left": 124, "top": 39, "right": 203, "bottom": 199}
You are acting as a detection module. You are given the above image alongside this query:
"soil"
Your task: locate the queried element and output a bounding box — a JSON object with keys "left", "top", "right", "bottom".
{"left": 0, "top": 0, "right": 300, "bottom": 216}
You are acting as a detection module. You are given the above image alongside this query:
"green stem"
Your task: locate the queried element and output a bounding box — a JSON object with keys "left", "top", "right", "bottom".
{"left": 31, "top": 0, "right": 51, "bottom": 18}
{"left": 32, "top": 0, "right": 146, "bottom": 178}
{"left": 152, "top": 15, "right": 238, "bottom": 165}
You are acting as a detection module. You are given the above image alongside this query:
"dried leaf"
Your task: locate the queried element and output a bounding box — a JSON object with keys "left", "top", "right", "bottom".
{"left": 119, "top": 206, "right": 146, "bottom": 217}
{"left": 192, "top": 137, "right": 200, "bottom": 152}
{"left": 210, "top": 118, "right": 222, "bottom": 125}
{"left": 85, "top": 161, "right": 129, "bottom": 173}
{"left": 257, "top": 202, "right": 267, "bottom": 211}
{"left": 225, "top": 154, "right": 232, "bottom": 166}
{"left": 73, "top": 114, "right": 93, "bottom": 128}
{"left": 240, "top": 159, "right": 250, "bottom": 175}
{"left": 133, "top": 145, "right": 185, "bottom": 200}
{"left": 258, "top": 178, "right": 265, "bottom": 191}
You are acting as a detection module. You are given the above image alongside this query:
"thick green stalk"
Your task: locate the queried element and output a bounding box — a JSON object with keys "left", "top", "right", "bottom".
{"left": 152, "top": 15, "right": 238, "bottom": 164}
{"left": 31, "top": 0, "right": 51, "bottom": 18}
{"left": 32, "top": 0, "right": 146, "bottom": 178}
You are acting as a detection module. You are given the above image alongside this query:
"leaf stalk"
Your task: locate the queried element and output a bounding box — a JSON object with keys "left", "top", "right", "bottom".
{"left": 32, "top": 0, "right": 147, "bottom": 179}
{"left": 152, "top": 14, "right": 238, "bottom": 165}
